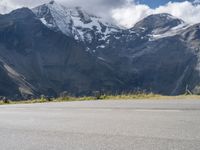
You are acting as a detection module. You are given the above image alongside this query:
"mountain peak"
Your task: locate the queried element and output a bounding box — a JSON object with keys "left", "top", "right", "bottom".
{"left": 9, "top": 7, "right": 34, "bottom": 19}
{"left": 147, "top": 13, "right": 183, "bottom": 22}
{"left": 133, "top": 13, "right": 184, "bottom": 32}
{"left": 32, "top": 2, "right": 120, "bottom": 43}
{"left": 32, "top": 1, "right": 73, "bottom": 34}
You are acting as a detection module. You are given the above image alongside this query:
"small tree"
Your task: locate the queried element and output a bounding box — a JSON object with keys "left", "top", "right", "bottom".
{"left": 2, "top": 97, "right": 9, "bottom": 104}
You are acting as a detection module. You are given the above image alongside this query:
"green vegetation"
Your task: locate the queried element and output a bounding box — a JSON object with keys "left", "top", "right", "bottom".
{"left": 0, "top": 93, "right": 200, "bottom": 105}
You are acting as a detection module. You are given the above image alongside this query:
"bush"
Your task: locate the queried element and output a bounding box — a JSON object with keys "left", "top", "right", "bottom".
{"left": 93, "top": 91, "right": 101, "bottom": 99}
{"left": 2, "top": 97, "right": 10, "bottom": 104}
{"left": 46, "top": 96, "right": 53, "bottom": 102}
{"left": 40, "top": 95, "right": 46, "bottom": 101}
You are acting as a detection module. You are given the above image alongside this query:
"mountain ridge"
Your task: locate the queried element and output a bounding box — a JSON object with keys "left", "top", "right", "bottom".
{"left": 0, "top": 2, "right": 200, "bottom": 100}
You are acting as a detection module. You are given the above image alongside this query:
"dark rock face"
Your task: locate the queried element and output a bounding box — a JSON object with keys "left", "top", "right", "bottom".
{"left": 0, "top": 8, "right": 125, "bottom": 99}
{"left": 99, "top": 37, "right": 199, "bottom": 95}
{"left": 93, "top": 14, "right": 200, "bottom": 95}
{"left": 0, "top": 6, "right": 200, "bottom": 100}
{"left": 0, "top": 63, "right": 19, "bottom": 98}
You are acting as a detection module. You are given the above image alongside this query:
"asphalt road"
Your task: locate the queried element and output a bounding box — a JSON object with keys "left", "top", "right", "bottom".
{"left": 0, "top": 100, "right": 200, "bottom": 150}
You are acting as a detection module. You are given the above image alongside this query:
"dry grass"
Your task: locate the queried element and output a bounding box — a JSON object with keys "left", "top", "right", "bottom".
{"left": 0, "top": 93, "right": 200, "bottom": 105}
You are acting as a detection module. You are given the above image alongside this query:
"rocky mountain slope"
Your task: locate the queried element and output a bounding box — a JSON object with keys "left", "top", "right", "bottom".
{"left": 32, "top": 1, "right": 121, "bottom": 53}
{"left": 0, "top": 1, "right": 200, "bottom": 99}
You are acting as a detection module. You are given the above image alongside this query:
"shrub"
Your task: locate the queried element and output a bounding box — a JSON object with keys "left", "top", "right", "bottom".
{"left": 93, "top": 91, "right": 101, "bottom": 99}
{"left": 2, "top": 97, "right": 10, "bottom": 104}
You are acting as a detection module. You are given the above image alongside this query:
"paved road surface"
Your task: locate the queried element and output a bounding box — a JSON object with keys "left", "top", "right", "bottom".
{"left": 0, "top": 100, "right": 200, "bottom": 150}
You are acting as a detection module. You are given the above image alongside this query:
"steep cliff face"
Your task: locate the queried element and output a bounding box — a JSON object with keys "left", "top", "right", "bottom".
{"left": 0, "top": 63, "right": 19, "bottom": 98}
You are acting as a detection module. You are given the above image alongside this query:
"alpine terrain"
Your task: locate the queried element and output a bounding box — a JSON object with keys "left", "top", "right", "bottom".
{"left": 0, "top": 1, "right": 200, "bottom": 99}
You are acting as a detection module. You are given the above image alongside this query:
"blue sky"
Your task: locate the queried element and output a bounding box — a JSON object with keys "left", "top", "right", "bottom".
{"left": 138, "top": 0, "right": 194, "bottom": 8}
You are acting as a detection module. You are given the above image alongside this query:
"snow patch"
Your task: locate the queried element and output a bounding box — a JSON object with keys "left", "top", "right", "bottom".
{"left": 4, "top": 64, "right": 21, "bottom": 77}
{"left": 151, "top": 23, "right": 190, "bottom": 40}
{"left": 98, "top": 57, "right": 106, "bottom": 61}
{"left": 97, "top": 45, "right": 106, "bottom": 49}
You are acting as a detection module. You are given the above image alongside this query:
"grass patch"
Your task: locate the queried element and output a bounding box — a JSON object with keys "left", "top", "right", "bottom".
{"left": 99, "top": 93, "right": 163, "bottom": 100}
{"left": 0, "top": 93, "right": 200, "bottom": 105}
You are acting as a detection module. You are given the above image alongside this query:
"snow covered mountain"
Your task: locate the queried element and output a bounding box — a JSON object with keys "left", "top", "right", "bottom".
{"left": 33, "top": 1, "right": 192, "bottom": 54}
{"left": 32, "top": 0, "right": 120, "bottom": 50}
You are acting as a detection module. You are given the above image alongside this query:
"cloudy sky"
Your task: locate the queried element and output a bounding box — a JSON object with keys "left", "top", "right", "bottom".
{"left": 0, "top": 0, "right": 200, "bottom": 28}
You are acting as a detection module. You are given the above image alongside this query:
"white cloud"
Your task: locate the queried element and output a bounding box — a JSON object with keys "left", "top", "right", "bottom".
{"left": 155, "top": 1, "right": 200, "bottom": 24}
{"left": 0, "top": 0, "right": 126, "bottom": 22}
{"left": 0, "top": 0, "right": 16, "bottom": 14}
{"left": 111, "top": 3, "right": 152, "bottom": 28}
{"left": 1, "top": 0, "right": 200, "bottom": 29}
{"left": 112, "top": 1, "right": 200, "bottom": 28}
